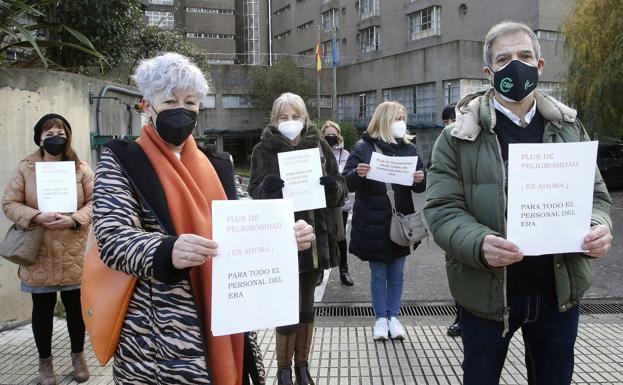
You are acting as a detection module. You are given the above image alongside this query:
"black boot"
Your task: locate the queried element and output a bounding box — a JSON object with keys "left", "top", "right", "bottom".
{"left": 277, "top": 367, "right": 294, "bottom": 385}
{"left": 294, "top": 362, "right": 315, "bottom": 385}
{"left": 447, "top": 306, "right": 461, "bottom": 337}
{"left": 315, "top": 271, "right": 324, "bottom": 286}
{"left": 340, "top": 270, "right": 354, "bottom": 286}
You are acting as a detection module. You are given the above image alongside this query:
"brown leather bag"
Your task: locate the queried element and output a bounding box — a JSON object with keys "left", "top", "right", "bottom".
{"left": 81, "top": 231, "right": 137, "bottom": 366}
{"left": 0, "top": 224, "right": 43, "bottom": 266}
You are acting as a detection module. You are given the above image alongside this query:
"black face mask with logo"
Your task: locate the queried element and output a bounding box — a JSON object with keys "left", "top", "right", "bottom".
{"left": 42, "top": 136, "right": 67, "bottom": 156}
{"left": 152, "top": 107, "right": 198, "bottom": 146}
{"left": 491, "top": 59, "right": 539, "bottom": 102}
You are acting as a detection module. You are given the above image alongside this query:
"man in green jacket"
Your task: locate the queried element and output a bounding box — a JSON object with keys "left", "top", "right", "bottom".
{"left": 424, "top": 21, "right": 613, "bottom": 385}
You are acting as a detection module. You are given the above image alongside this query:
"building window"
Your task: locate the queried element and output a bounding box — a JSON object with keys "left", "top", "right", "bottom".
{"left": 274, "top": 31, "right": 291, "bottom": 41}
{"left": 201, "top": 95, "right": 216, "bottom": 109}
{"left": 443, "top": 81, "right": 461, "bottom": 105}
{"left": 320, "top": 96, "right": 332, "bottom": 109}
{"left": 360, "top": 26, "right": 380, "bottom": 53}
{"left": 321, "top": 40, "right": 339, "bottom": 66}
{"left": 223, "top": 95, "right": 255, "bottom": 109}
{"left": 242, "top": 0, "right": 261, "bottom": 65}
{"left": 187, "top": 32, "right": 235, "bottom": 39}
{"left": 297, "top": 0, "right": 307, "bottom": 3}
{"left": 461, "top": 79, "right": 490, "bottom": 96}
{"left": 298, "top": 48, "right": 315, "bottom": 56}
{"left": 339, "top": 92, "right": 375, "bottom": 123}
{"left": 208, "top": 58, "right": 235, "bottom": 65}
{"left": 359, "top": 92, "right": 376, "bottom": 120}
{"left": 383, "top": 86, "right": 415, "bottom": 114}
{"left": 145, "top": 10, "right": 174, "bottom": 29}
{"left": 536, "top": 30, "right": 565, "bottom": 41}
{"left": 414, "top": 83, "right": 436, "bottom": 123}
{"left": 148, "top": 0, "right": 174, "bottom": 5}
{"left": 359, "top": 0, "right": 379, "bottom": 20}
{"left": 458, "top": 3, "right": 468, "bottom": 17}
{"left": 408, "top": 6, "right": 441, "bottom": 40}
{"left": 322, "top": 9, "right": 339, "bottom": 32}
{"left": 442, "top": 79, "right": 490, "bottom": 105}
{"left": 338, "top": 95, "right": 356, "bottom": 122}
{"left": 186, "top": 7, "right": 235, "bottom": 15}
{"left": 297, "top": 20, "right": 314, "bottom": 32}
{"left": 274, "top": 5, "right": 290, "bottom": 16}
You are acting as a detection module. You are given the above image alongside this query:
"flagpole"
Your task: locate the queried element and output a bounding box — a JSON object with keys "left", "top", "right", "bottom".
{"left": 332, "top": 28, "right": 338, "bottom": 121}
{"left": 317, "top": 68, "right": 321, "bottom": 125}
{"left": 316, "top": 25, "right": 321, "bottom": 126}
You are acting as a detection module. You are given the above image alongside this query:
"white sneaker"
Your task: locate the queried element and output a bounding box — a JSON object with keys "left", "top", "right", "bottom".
{"left": 388, "top": 317, "right": 406, "bottom": 340}
{"left": 373, "top": 318, "right": 389, "bottom": 341}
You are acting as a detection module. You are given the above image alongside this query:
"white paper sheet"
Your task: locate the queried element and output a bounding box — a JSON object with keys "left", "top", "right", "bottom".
{"left": 211, "top": 199, "right": 299, "bottom": 336}
{"left": 506, "top": 141, "right": 598, "bottom": 255}
{"left": 278, "top": 148, "right": 326, "bottom": 212}
{"left": 35, "top": 161, "right": 77, "bottom": 213}
{"left": 366, "top": 152, "right": 418, "bottom": 186}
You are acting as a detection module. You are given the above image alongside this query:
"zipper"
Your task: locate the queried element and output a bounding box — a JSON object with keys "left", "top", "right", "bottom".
{"left": 492, "top": 133, "right": 510, "bottom": 337}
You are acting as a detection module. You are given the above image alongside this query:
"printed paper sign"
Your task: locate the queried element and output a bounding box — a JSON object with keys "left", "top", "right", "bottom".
{"left": 35, "top": 161, "right": 77, "bottom": 213}
{"left": 278, "top": 148, "right": 326, "bottom": 212}
{"left": 367, "top": 152, "right": 418, "bottom": 186}
{"left": 211, "top": 199, "right": 299, "bottom": 336}
{"left": 507, "top": 141, "right": 598, "bottom": 255}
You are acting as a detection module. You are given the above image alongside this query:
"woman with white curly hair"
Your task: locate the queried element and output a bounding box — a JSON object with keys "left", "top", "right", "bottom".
{"left": 92, "top": 53, "right": 315, "bottom": 385}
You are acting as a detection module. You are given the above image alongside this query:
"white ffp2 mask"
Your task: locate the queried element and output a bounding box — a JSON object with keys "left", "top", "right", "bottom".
{"left": 391, "top": 120, "right": 407, "bottom": 138}
{"left": 278, "top": 120, "right": 304, "bottom": 140}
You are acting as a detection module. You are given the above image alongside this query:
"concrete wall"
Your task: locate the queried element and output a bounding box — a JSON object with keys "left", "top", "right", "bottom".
{"left": 0, "top": 68, "right": 139, "bottom": 329}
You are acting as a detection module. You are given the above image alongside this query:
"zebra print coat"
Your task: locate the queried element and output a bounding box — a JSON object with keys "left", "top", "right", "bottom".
{"left": 93, "top": 146, "right": 264, "bottom": 385}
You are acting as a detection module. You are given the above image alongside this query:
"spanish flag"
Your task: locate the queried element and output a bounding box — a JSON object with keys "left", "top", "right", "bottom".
{"left": 315, "top": 42, "right": 322, "bottom": 73}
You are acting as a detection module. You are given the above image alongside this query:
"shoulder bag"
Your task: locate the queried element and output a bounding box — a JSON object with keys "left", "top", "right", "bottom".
{"left": 372, "top": 144, "right": 428, "bottom": 248}
{"left": 81, "top": 232, "right": 137, "bottom": 366}
{"left": 81, "top": 141, "right": 150, "bottom": 366}
{"left": 0, "top": 224, "right": 43, "bottom": 266}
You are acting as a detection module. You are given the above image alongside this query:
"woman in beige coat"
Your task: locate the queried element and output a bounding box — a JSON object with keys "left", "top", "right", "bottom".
{"left": 2, "top": 114, "right": 93, "bottom": 385}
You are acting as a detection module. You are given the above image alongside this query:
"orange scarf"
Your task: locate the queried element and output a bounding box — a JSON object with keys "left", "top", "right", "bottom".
{"left": 137, "top": 124, "right": 244, "bottom": 385}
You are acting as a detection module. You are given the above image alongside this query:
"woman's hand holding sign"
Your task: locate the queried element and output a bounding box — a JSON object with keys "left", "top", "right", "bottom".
{"left": 356, "top": 163, "right": 371, "bottom": 178}
{"left": 413, "top": 170, "right": 425, "bottom": 184}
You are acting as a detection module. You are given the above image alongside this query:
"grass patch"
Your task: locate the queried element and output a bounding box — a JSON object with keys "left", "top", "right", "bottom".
{"left": 235, "top": 165, "right": 250, "bottom": 177}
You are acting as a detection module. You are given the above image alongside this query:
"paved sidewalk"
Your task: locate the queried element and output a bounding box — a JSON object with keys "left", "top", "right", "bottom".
{"left": 1, "top": 316, "right": 623, "bottom": 384}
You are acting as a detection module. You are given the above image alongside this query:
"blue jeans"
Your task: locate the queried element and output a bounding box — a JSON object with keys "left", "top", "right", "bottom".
{"left": 460, "top": 291, "right": 579, "bottom": 385}
{"left": 369, "top": 257, "right": 406, "bottom": 319}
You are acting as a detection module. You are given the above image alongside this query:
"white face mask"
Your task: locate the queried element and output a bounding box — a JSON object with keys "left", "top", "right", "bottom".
{"left": 391, "top": 120, "right": 407, "bottom": 138}
{"left": 278, "top": 120, "right": 304, "bottom": 140}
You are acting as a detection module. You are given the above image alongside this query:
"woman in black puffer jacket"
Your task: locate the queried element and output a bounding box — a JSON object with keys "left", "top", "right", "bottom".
{"left": 342, "top": 101, "right": 426, "bottom": 341}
